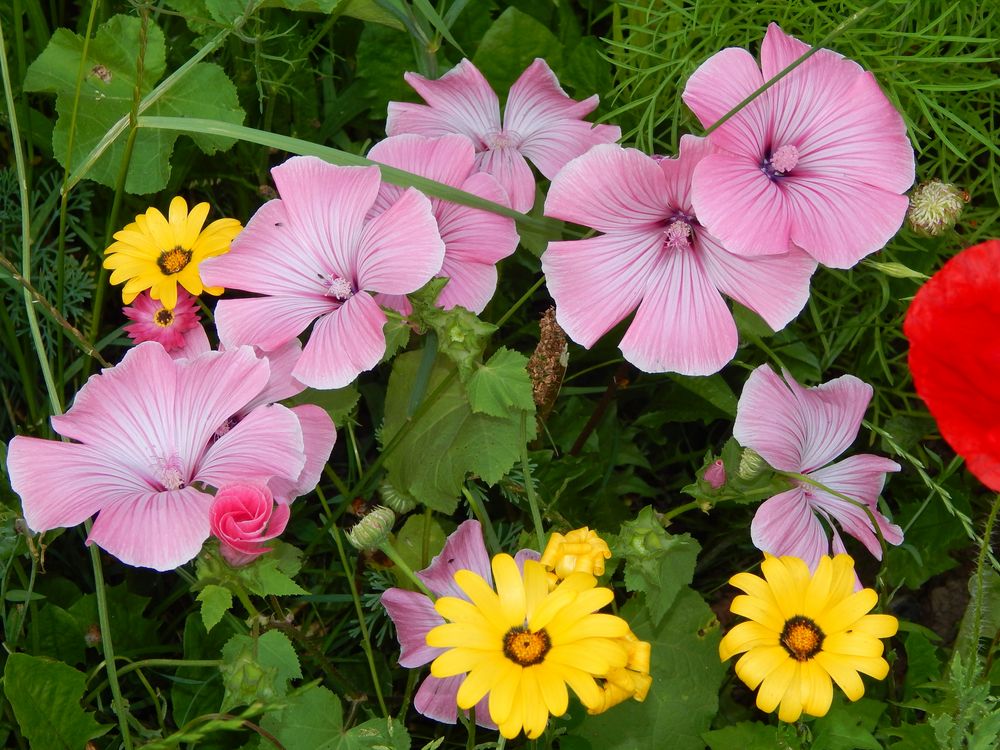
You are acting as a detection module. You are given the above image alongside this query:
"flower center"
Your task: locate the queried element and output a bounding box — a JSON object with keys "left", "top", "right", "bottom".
{"left": 154, "top": 308, "right": 174, "bottom": 327}
{"left": 502, "top": 626, "right": 551, "bottom": 666}
{"left": 780, "top": 615, "right": 825, "bottom": 661}
{"left": 157, "top": 246, "right": 192, "bottom": 275}
{"left": 762, "top": 144, "right": 800, "bottom": 178}
{"left": 324, "top": 275, "right": 355, "bottom": 301}
{"left": 663, "top": 218, "right": 693, "bottom": 251}
{"left": 153, "top": 454, "right": 187, "bottom": 491}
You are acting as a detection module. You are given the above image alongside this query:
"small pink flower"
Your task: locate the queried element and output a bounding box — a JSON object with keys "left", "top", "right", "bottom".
{"left": 682, "top": 23, "right": 914, "bottom": 268}
{"left": 123, "top": 289, "right": 207, "bottom": 355}
{"left": 734, "top": 365, "right": 903, "bottom": 569}
{"left": 368, "top": 134, "right": 519, "bottom": 314}
{"left": 704, "top": 459, "right": 726, "bottom": 489}
{"left": 209, "top": 483, "right": 289, "bottom": 566}
{"left": 387, "top": 58, "right": 620, "bottom": 212}
{"left": 200, "top": 156, "right": 445, "bottom": 390}
{"left": 542, "top": 136, "right": 815, "bottom": 375}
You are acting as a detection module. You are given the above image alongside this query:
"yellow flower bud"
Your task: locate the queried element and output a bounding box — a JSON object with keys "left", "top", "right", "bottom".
{"left": 539, "top": 527, "right": 612, "bottom": 580}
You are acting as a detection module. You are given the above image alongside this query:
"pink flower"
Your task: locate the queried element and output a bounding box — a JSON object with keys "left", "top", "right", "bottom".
{"left": 387, "top": 58, "right": 620, "bottom": 212}
{"left": 682, "top": 23, "right": 914, "bottom": 268}
{"left": 733, "top": 365, "right": 903, "bottom": 569}
{"left": 209, "top": 483, "right": 289, "bottom": 566}
{"left": 6, "top": 343, "right": 311, "bottom": 571}
{"left": 541, "top": 137, "right": 816, "bottom": 375}
{"left": 704, "top": 459, "right": 726, "bottom": 489}
{"left": 200, "top": 156, "right": 445, "bottom": 389}
{"left": 368, "top": 134, "right": 519, "bottom": 314}
{"left": 122, "top": 289, "right": 208, "bottom": 356}
{"left": 381, "top": 520, "right": 538, "bottom": 728}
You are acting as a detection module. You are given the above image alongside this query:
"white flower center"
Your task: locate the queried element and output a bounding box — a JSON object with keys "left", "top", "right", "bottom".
{"left": 325, "top": 276, "right": 354, "bottom": 300}
{"left": 153, "top": 454, "right": 186, "bottom": 491}
{"left": 770, "top": 144, "right": 800, "bottom": 174}
{"left": 664, "top": 219, "right": 693, "bottom": 251}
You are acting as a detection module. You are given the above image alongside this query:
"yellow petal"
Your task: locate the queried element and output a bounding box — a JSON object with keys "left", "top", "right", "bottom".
{"left": 815, "top": 588, "right": 877, "bottom": 634}
{"left": 456, "top": 655, "right": 506, "bottom": 709}
{"left": 492, "top": 554, "right": 527, "bottom": 627}
{"left": 550, "top": 613, "right": 630, "bottom": 645}
{"left": 547, "top": 662, "right": 603, "bottom": 710}
{"left": 520, "top": 666, "right": 550, "bottom": 739}
{"left": 800, "top": 660, "right": 834, "bottom": 717}
{"left": 734, "top": 645, "right": 788, "bottom": 690}
{"left": 533, "top": 586, "right": 613, "bottom": 634}
{"left": 182, "top": 201, "right": 211, "bottom": 249}
{"left": 487, "top": 661, "right": 522, "bottom": 726}
{"left": 777, "top": 662, "right": 804, "bottom": 722}
{"left": 730, "top": 594, "right": 785, "bottom": 632}
{"left": 430, "top": 647, "right": 492, "bottom": 678}
{"left": 177, "top": 264, "right": 204, "bottom": 297}
{"left": 823, "top": 632, "right": 885, "bottom": 658}
{"left": 144, "top": 206, "right": 174, "bottom": 249}
{"left": 827, "top": 554, "right": 858, "bottom": 604}
{"left": 720, "top": 620, "right": 780, "bottom": 661}
{"left": 168, "top": 196, "right": 190, "bottom": 239}
{"left": 762, "top": 556, "right": 804, "bottom": 620}
{"left": 158, "top": 280, "right": 179, "bottom": 310}
{"left": 849, "top": 613, "right": 898, "bottom": 639}
{"left": 435, "top": 596, "right": 505, "bottom": 637}
{"left": 814, "top": 651, "right": 865, "bottom": 701}
{"left": 534, "top": 663, "right": 569, "bottom": 717}
{"left": 802, "top": 555, "right": 834, "bottom": 618}
{"left": 451, "top": 570, "right": 510, "bottom": 633}
{"left": 426, "top": 622, "right": 501, "bottom": 650}
{"left": 523, "top": 560, "right": 550, "bottom": 623}
{"left": 546, "top": 639, "right": 627, "bottom": 675}
{"left": 755, "top": 656, "right": 796, "bottom": 713}
{"left": 498, "top": 689, "right": 525, "bottom": 739}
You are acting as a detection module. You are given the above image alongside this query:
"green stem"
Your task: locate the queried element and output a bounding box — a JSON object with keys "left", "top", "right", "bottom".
{"left": 462, "top": 486, "right": 501, "bottom": 556}
{"left": 662, "top": 500, "right": 704, "bottom": 523}
{"left": 520, "top": 412, "right": 545, "bottom": 551}
{"left": 331, "top": 526, "right": 389, "bottom": 716}
{"left": 377, "top": 542, "right": 434, "bottom": 599}
{"left": 408, "top": 332, "right": 438, "bottom": 417}
{"left": 493, "top": 276, "right": 545, "bottom": 329}
{"left": 970, "top": 493, "right": 1000, "bottom": 670}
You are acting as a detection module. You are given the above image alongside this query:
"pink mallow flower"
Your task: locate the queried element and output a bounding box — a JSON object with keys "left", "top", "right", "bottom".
{"left": 733, "top": 365, "right": 903, "bottom": 569}
{"left": 682, "top": 23, "right": 914, "bottom": 268}
{"left": 209, "top": 483, "right": 289, "bottom": 566}
{"left": 387, "top": 58, "right": 620, "bottom": 213}
{"left": 123, "top": 289, "right": 209, "bottom": 357}
{"left": 381, "top": 520, "right": 538, "bottom": 729}
{"left": 200, "top": 156, "right": 445, "bottom": 390}
{"left": 541, "top": 136, "right": 816, "bottom": 375}
{"left": 6, "top": 343, "right": 315, "bottom": 571}
{"left": 368, "top": 134, "right": 519, "bottom": 314}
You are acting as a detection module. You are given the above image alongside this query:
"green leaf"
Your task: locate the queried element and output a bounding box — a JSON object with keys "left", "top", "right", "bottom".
{"left": 466, "top": 347, "right": 536, "bottom": 417}
{"left": 291, "top": 385, "right": 360, "bottom": 425}
{"left": 3, "top": 653, "right": 108, "bottom": 749}
{"left": 197, "top": 584, "right": 233, "bottom": 632}
{"left": 704, "top": 721, "right": 803, "bottom": 750}
{"left": 32, "top": 604, "right": 86, "bottom": 666}
{"left": 259, "top": 685, "right": 410, "bottom": 749}
{"left": 391, "top": 514, "right": 446, "bottom": 581}
{"left": 382, "top": 351, "right": 533, "bottom": 513}
{"left": 884, "top": 496, "right": 967, "bottom": 589}
{"left": 409, "top": 280, "right": 497, "bottom": 380}
{"left": 810, "top": 697, "right": 884, "bottom": 750}
{"left": 221, "top": 630, "right": 301, "bottom": 710}
{"left": 580, "top": 589, "right": 725, "bottom": 749}
{"left": 472, "top": 7, "right": 563, "bottom": 95}
{"left": 666, "top": 374, "right": 737, "bottom": 418}
{"left": 23, "top": 14, "right": 244, "bottom": 194}
{"left": 615, "top": 506, "right": 701, "bottom": 626}
{"left": 242, "top": 547, "right": 309, "bottom": 597}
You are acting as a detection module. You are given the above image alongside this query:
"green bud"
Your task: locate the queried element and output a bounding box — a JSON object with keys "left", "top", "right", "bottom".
{"left": 907, "top": 180, "right": 968, "bottom": 236}
{"left": 738, "top": 448, "right": 766, "bottom": 480}
{"left": 379, "top": 480, "right": 417, "bottom": 514}
{"left": 346, "top": 506, "right": 396, "bottom": 550}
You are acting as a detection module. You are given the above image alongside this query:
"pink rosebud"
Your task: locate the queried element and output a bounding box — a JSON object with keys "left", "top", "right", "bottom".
{"left": 704, "top": 459, "right": 726, "bottom": 489}
{"left": 209, "top": 484, "right": 290, "bottom": 566}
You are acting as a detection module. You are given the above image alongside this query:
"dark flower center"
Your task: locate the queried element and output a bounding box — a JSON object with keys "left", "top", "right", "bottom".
{"left": 780, "top": 615, "right": 825, "bottom": 661}
{"left": 502, "top": 626, "right": 551, "bottom": 666}
{"left": 154, "top": 308, "right": 174, "bottom": 327}
{"left": 157, "top": 247, "right": 192, "bottom": 275}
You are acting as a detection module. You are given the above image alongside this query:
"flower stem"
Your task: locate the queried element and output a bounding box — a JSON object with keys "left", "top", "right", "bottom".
{"left": 970, "top": 493, "right": 1000, "bottom": 670}
{"left": 377, "top": 541, "right": 435, "bottom": 600}
{"left": 493, "top": 276, "right": 545, "bottom": 329}
{"left": 463, "top": 486, "right": 501, "bottom": 556}
{"left": 520, "top": 412, "right": 546, "bottom": 551}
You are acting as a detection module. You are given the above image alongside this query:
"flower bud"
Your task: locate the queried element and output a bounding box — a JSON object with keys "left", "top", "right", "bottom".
{"left": 738, "top": 448, "right": 766, "bottom": 479}
{"left": 378, "top": 480, "right": 417, "bottom": 514}
{"left": 346, "top": 506, "right": 395, "bottom": 550}
{"left": 704, "top": 459, "right": 726, "bottom": 489}
{"left": 540, "top": 527, "right": 612, "bottom": 580}
{"left": 907, "top": 180, "right": 968, "bottom": 236}
{"left": 210, "top": 483, "right": 289, "bottom": 567}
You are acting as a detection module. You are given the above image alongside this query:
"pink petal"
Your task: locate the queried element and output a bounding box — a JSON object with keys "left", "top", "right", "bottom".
{"left": 750, "top": 486, "right": 830, "bottom": 570}
{"left": 541, "top": 229, "right": 662, "bottom": 349}
{"left": 441, "top": 171, "right": 519, "bottom": 266}
{"left": 355, "top": 187, "right": 444, "bottom": 294}
{"left": 196, "top": 403, "right": 306, "bottom": 489}
{"left": 681, "top": 47, "right": 768, "bottom": 158}
{"left": 214, "top": 296, "right": 335, "bottom": 352}
{"left": 475, "top": 145, "right": 536, "bottom": 213}
{"left": 414, "top": 674, "right": 462, "bottom": 724}
{"left": 381, "top": 588, "right": 446, "bottom": 668}
{"left": 697, "top": 230, "right": 816, "bottom": 332}
{"left": 87, "top": 486, "right": 215, "bottom": 571}
{"left": 690, "top": 152, "right": 793, "bottom": 256}
{"left": 418, "top": 520, "right": 493, "bottom": 598}
{"left": 373, "top": 292, "right": 411, "bottom": 316}
{"left": 544, "top": 144, "right": 669, "bottom": 233}
{"left": 514, "top": 548, "right": 541, "bottom": 572}
{"left": 657, "top": 134, "right": 714, "bottom": 214}
{"left": 504, "top": 58, "right": 621, "bottom": 179}
{"left": 437, "top": 259, "right": 498, "bottom": 314}
{"left": 387, "top": 59, "right": 501, "bottom": 141}
{"left": 782, "top": 175, "right": 909, "bottom": 268}
{"left": 244, "top": 340, "right": 306, "bottom": 409}
{"left": 808, "top": 455, "right": 903, "bottom": 559}
{"left": 734, "top": 365, "right": 874, "bottom": 473}
{"left": 369, "top": 133, "right": 477, "bottom": 190}
{"left": 618, "top": 247, "right": 737, "bottom": 375}
{"left": 268, "top": 404, "right": 337, "bottom": 502}
{"left": 174, "top": 323, "right": 211, "bottom": 360}
{"left": 293, "top": 292, "right": 387, "bottom": 389}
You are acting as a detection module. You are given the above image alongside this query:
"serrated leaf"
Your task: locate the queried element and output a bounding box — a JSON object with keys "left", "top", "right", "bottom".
{"left": 472, "top": 7, "right": 563, "bottom": 94}
{"left": 243, "top": 553, "right": 309, "bottom": 597}
{"left": 23, "top": 14, "right": 244, "bottom": 194}
{"left": 197, "top": 584, "right": 233, "bottom": 632}
{"left": 466, "top": 347, "right": 536, "bottom": 417}
{"left": 221, "top": 630, "right": 301, "bottom": 709}
{"left": 408, "top": 280, "right": 497, "bottom": 380}
{"left": 4, "top": 653, "right": 108, "bottom": 749}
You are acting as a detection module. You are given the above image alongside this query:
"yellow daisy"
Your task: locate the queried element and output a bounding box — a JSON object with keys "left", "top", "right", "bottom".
{"left": 104, "top": 196, "right": 241, "bottom": 309}
{"left": 427, "top": 553, "right": 634, "bottom": 739}
{"left": 719, "top": 554, "right": 898, "bottom": 723}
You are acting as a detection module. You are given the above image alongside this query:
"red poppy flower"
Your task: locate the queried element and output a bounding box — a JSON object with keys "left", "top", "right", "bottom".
{"left": 904, "top": 239, "right": 1000, "bottom": 490}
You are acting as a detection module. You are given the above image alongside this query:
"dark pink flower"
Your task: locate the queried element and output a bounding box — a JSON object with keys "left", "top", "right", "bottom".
{"left": 387, "top": 58, "right": 620, "bottom": 212}
{"left": 209, "top": 483, "right": 289, "bottom": 566}
{"left": 705, "top": 459, "right": 726, "bottom": 489}
{"left": 122, "top": 289, "right": 206, "bottom": 355}
{"left": 682, "top": 24, "right": 914, "bottom": 268}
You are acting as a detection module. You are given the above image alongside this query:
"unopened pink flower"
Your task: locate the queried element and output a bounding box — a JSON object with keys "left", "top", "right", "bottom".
{"left": 123, "top": 289, "right": 207, "bottom": 355}
{"left": 209, "top": 483, "right": 289, "bottom": 566}
{"left": 6, "top": 343, "right": 309, "bottom": 571}
{"left": 542, "top": 136, "right": 816, "bottom": 375}
{"left": 368, "top": 134, "right": 519, "bottom": 314}
{"left": 200, "top": 156, "right": 445, "bottom": 389}
{"left": 682, "top": 23, "right": 914, "bottom": 268}
{"left": 733, "top": 365, "right": 903, "bottom": 569}
{"left": 387, "top": 58, "right": 620, "bottom": 212}
{"left": 705, "top": 459, "right": 726, "bottom": 489}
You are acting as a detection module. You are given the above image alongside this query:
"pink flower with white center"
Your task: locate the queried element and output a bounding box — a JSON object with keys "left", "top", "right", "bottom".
{"left": 368, "top": 134, "right": 519, "bottom": 314}
{"left": 387, "top": 58, "right": 621, "bottom": 213}
{"left": 209, "top": 483, "right": 289, "bottom": 566}
{"left": 200, "top": 156, "right": 445, "bottom": 390}
{"left": 734, "top": 365, "right": 903, "bottom": 570}
{"left": 381, "top": 520, "right": 539, "bottom": 729}
{"left": 541, "top": 136, "right": 816, "bottom": 375}
{"left": 6, "top": 342, "right": 309, "bottom": 571}
{"left": 682, "top": 23, "right": 914, "bottom": 268}
{"left": 123, "top": 289, "right": 207, "bottom": 356}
